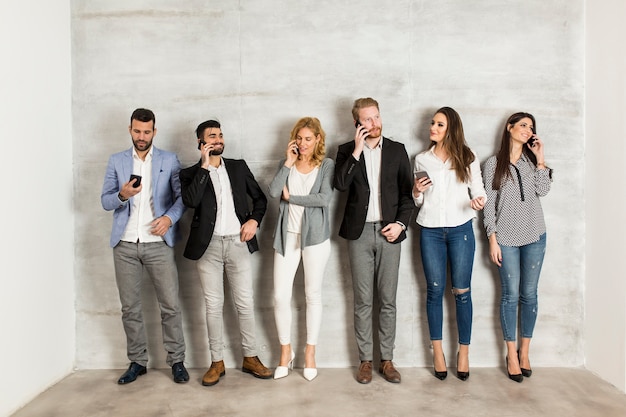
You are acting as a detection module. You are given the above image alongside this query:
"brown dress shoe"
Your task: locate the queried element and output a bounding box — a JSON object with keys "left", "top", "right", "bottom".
{"left": 242, "top": 356, "right": 272, "bottom": 379}
{"left": 379, "top": 360, "right": 401, "bottom": 383}
{"left": 356, "top": 361, "right": 373, "bottom": 384}
{"left": 202, "top": 360, "right": 225, "bottom": 386}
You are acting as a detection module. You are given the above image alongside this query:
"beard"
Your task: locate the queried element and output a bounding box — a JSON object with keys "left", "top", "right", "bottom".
{"left": 133, "top": 138, "right": 153, "bottom": 152}
{"left": 210, "top": 143, "right": 225, "bottom": 155}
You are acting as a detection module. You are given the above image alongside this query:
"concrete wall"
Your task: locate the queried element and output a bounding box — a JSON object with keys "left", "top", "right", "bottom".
{"left": 585, "top": 0, "right": 626, "bottom": 391}
{"left": 0, "top": 1, "right": 74, "bottom": 416}
{"left": 72, "top": 0, "right": 585, "bottom": 371}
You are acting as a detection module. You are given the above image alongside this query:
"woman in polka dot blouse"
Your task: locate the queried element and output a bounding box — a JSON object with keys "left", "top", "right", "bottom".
{"left": 482, "top": 112, "right": 553, "bottom": 383}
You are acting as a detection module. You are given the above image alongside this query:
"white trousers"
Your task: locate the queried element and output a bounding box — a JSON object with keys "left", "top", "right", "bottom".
{"left": 273, "top": 232, "right": 331, "bottom": 346}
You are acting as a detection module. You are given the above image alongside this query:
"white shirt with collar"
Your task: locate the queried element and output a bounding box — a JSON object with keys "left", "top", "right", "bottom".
{"left": 121, "top": 146, "right": 163, "bottom": 243}
{"left": 413, "top": 147, "right": 487, "bottom": 228}
{"left": 362, "top": 136, "right": 383, "bottom": 223}
{"left": 208, "top": 158, "right": 241, "bottom": 236}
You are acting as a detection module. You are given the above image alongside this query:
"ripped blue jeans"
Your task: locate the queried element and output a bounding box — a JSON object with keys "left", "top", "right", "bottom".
{"left": 420, "top": 220, "right": 475, "bottom": 345}
{"left": 498, "top": 233, "right": 547, "bottom": 341}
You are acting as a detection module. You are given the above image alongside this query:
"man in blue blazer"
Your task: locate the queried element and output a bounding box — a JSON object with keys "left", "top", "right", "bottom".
{"left": 334, "top": 98, "right": 414, "bottom": 385}
{"left": 180, "top": 119, "right": 271, "bottom": 386}
{"left": 101, "top": 108, "right": 188, "bottom": 385}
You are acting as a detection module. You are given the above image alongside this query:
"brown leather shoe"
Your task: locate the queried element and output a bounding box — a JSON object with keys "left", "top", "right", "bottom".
{"left": 379, "top": 360, "right": 401, "bottom": 383}
{"left": 202, "top": 360, "right": 225, "bottom": 386}
{"left": 242, "top": 356, "right": 272, "bottom": 379}
{"left": 356, "top": 361, "right": 373, "bottom": 384}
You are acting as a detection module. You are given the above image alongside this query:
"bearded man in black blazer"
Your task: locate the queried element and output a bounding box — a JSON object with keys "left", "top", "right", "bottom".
{"left": 180, "top": 120, "right": 271, "bottom": 386}
{"left": 334, "top": 98, "right": 413, "bottom": 384}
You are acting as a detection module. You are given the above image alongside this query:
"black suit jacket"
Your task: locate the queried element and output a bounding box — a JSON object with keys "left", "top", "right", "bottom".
{"left": 180, "top": 158, "right": 267, "bottom": 260}
{"left": 334, "top": 137, "right": 413, "bottom": 242}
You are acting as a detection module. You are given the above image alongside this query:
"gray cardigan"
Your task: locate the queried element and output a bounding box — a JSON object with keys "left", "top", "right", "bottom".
{"left": 268, "top": 158, "right": 335, "bottom": 255}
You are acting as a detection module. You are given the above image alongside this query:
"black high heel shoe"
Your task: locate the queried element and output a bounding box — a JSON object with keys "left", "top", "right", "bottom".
{"left": 456, "top": 352, "right": 470, "bottom": 381}
{"left": 433, "top": 354, "right": 447, "bottom": 380}
{"left": 518, "top": 350, "right": 532, "bottom": 378}
{"left": 506, "top": 356, "right": 523, "bottom": 383}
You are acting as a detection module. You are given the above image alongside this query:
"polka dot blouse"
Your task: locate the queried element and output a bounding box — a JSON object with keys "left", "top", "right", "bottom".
{"left": 482, "top": 154, "right": 553, "bottom": 247}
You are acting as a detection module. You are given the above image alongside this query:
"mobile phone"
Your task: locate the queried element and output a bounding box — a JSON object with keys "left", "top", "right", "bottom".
{"left": 414, "top": 170, "right": 430, "bottom": 180}
{"left": 355, "top": 120, "right": 361, "bottom": 128}
{"left": 129, "top": 174, "right": 142, "bottom": 188}
{"left": 198, "top": 139, "right": 206, "bottom": 150}
{"left": 527, "top": 128, "right": 537, "bottom": 147}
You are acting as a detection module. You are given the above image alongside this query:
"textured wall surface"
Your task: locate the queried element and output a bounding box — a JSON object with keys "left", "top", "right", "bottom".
{"left": 73, "top": 0, "right": 584, "bottom": 369}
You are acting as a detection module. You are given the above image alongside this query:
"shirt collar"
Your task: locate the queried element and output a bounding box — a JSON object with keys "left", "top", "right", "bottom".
{"left": 364, "top": 136, "right": 384, "bottom": 150}
{"left": 132, "top": 145, "right": 153, "bottom": 161}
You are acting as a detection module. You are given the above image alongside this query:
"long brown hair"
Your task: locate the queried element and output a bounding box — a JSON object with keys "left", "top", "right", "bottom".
{"left": 289, "top": 117, "right": 326, "bottom": 167}
{"left": 430, "top": 107, "right": 474, "bottom": 183}
{"left": 492, "top": 112, "right": 537, "bottom": 190}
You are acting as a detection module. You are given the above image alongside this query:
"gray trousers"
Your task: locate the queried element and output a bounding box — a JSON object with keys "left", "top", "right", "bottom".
{"left": 113, "top": 241, "right": 186, "bottom": 367}
{"left": 348, "top": 222, "right": 401, "bottom": 362}
{"left": 196, "top": 235, "right": 258, "bottom": 361}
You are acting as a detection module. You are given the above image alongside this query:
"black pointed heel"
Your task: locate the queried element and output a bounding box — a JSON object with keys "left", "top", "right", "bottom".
{"left": 433, "top": 354, "right": 447, "bottom": 380}
{"left": 506, "top": 356, "right": 523, "bottom": 383}
{"left": 456, "top": 352, "right": 470, "bottom": 381}
{"left": 517, "top": 350, "right": 532, "bottom": 377}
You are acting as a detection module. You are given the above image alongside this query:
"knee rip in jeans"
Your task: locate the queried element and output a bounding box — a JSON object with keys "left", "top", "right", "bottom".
{"left": 452, "top": 287, "right": 470, "bottom": 302}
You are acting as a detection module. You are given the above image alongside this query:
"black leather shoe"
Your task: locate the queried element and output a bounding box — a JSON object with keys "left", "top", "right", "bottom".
{"left": 172, "top": 362, "right": 189, "bottom": 383}
{"left": 117, "top": 362, "right": 147, "bottom": 384}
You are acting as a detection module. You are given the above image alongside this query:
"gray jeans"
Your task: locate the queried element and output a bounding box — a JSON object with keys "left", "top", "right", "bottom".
{"left": 348, "top": 222, "right": 401, "bottom": 362}
{"left": 113, "top": 241, "right": 186, "bottom": 367}
{"left": 196, "top": 235, "right": 258, "bottom": 361}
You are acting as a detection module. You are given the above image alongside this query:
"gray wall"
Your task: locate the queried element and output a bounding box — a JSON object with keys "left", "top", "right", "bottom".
{"left": 585, "top": 0, "right": 626, "bottom": 391}
{"left": 74, "top": 1, "right": 584, "bottom": 369}
{"left": 1, "top": 2, "right": 74, "bottom": 415}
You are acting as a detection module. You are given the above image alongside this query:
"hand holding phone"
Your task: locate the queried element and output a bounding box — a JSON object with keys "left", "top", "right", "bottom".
{"left": 129, "top": 174, "right": 142, "bottom": 188}
{"left": 413, "top": 170, "right": 432, "bottom": 195}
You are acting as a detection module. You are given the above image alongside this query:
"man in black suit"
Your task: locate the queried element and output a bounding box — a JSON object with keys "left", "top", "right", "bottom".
{"left": 180, "top": 120, "right": 271, "bottom": 386}
{"left": 334, "top": 98, "right": 413, "bottom": 384}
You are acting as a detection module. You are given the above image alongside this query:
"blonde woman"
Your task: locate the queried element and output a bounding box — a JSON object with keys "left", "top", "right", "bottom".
{"left": 268, "top": 117, "right": 334, "bottom": 381}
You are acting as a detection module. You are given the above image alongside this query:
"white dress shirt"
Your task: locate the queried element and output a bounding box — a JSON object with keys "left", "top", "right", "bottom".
{"left": 413, "top": 147, "right": 487, "bottom": 228}
{"left": 208, "top": 159, "right": 241, "bottom": 236}
{"left": 121, "top": 146, "right": 163, "bottom": 243}
{"left": 362, "top": 137, "right": 383, "bottom": 223}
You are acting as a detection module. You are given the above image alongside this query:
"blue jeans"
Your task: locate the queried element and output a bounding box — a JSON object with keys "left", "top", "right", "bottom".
{"left": 420, "top": 220, "right": 475, "bottom": 345}
{"left": 498, "top": 233, "right": 547, "bottom": 341}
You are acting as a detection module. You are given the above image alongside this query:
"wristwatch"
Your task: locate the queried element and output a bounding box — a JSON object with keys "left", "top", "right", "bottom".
{"left": 118, "top": 192, "right": 128, "bottom": 202}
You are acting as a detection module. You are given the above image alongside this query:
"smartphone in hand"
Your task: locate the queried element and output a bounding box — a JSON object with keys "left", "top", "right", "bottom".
{"left": 129, "top": 174, "right": 142, "bottom": 188}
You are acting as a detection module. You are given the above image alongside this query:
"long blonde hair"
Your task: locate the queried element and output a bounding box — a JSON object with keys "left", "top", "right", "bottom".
{"left": 289, "top": 117, "right": 326, "bottom": 167}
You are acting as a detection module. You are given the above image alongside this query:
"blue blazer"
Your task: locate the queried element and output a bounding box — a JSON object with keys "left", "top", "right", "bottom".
{"left": 101, "top": 146, "right": 186, "bottom": 248}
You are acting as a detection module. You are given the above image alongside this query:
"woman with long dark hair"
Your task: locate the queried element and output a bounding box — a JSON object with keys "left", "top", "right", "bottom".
{"left": 482, "top": 112, "right": 552, "bottom": 383}
{"left": 413, "top": 107, "right": 487, "bottom": 381}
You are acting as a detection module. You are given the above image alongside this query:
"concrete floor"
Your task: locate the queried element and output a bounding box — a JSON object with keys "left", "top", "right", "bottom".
{"left": 11, "top": 366, "right": 626, "bottom": 417}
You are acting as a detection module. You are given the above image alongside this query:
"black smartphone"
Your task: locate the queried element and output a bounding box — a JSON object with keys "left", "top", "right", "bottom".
{"left": 355, "top": 120, "right": 361, "bottom": 128}
{"left": 198, "top": 139, "right": 206, "bottom": 150}
{"left": 129, "top": 174, "right": 142, "bottom": 188}
{"left": 527, "top": 128, "right": 537, "bottom": 147}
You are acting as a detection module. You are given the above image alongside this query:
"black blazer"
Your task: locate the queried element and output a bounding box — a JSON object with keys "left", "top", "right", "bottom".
{"left": 180, "top": 158, "right": 267, "bottom": 260}
{"left": 334, "top": 137, "right": 413, "bottom": 242}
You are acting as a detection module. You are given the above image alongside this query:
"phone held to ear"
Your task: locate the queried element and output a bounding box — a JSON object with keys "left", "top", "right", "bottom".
{"left": 129, "top": 174, "right": 142, "bottom": 188}
{"left": 355, "top": 120, "right": 361, "bottom": 128}
{"left": 198, "top": 139, "right": 206, "bottom": 150}
{"left": 527, "top": 128, "right": 537, "bottom": 147}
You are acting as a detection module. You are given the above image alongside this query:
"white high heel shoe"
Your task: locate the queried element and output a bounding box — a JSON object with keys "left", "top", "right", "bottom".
{"left": 303, "top": 367, "right": 317, "bottom": 381}
{"left": 274, "top": 350, "right": 295, "bottom": 379}
{"left": 303, "top": 347, "right": 317, "bottom": 381}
